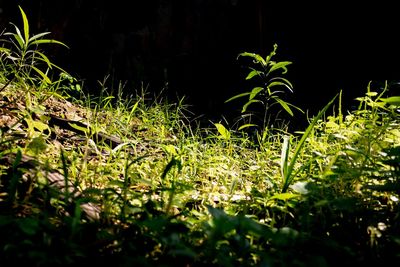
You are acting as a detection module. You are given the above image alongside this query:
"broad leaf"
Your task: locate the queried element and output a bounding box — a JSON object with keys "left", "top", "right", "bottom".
{"left": 214, "top": 123, "right": 231, "bottom": 140}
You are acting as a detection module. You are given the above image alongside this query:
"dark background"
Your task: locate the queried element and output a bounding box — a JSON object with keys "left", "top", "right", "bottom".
{"left": 1, "top": 0, "right": 399, "bottom": 127}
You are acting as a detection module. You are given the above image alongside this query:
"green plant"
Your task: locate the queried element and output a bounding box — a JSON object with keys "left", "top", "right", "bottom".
{"left": 280, "top": 94, "right": 338, "bottom": 193}
{"left": 0, "top": 6, "right": 68, "bottom": 92}
{"left": 226, "top": 43, "right": 303, "bottom": 131}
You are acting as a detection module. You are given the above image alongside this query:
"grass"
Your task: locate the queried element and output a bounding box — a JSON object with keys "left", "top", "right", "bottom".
{"left": 1, "top": 7, "right": 400, "bottom": 267}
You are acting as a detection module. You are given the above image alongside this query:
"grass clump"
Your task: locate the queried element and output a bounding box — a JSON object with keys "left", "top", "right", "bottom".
{"left": 1, "top": 6, "right": 400, "bottom": 267}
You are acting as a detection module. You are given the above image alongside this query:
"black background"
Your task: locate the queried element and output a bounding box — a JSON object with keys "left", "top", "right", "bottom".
{"left": 1, "top": 0, "right": 399, "bottom": 128}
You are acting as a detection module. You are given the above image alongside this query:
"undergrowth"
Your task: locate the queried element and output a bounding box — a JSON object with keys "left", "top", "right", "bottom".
{"left": 1, "top": 6, "right": 400, "bottom": 267}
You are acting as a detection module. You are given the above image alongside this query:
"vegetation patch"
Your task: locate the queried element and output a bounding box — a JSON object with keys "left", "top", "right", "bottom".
{"left": 1, "top": 6, "right": 400, "bottom": 267}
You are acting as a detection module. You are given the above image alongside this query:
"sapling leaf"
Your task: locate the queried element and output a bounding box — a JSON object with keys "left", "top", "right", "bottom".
{"left": 34, "top": 50, "right": 52, "bottom": 68}
{"left": 28, "top": 32, "right": 51, "bottom": 43}
{"left": 225, "top": 92, "right": 251, "bottom": 103}
{"left": 269, "top": 61, "right": 292, "bottom": 74}
{"left": 18, "top": 6, "right": 29, "bottom": 45}
{"left": 249, "top": 87, "right": 264, "bottom": 100}
{"left": 31, "top": 39, "right": 69, "bottom": 48}
{"left": 7, "top": 29, "right": 25, "bottom": 49}
{"left": 274, "top": 97, "right": 294, "bottom": 116}
{"left": 238, "top": 52, "right": 266, "bottom": 66}
{"left": 245, "top": 69, "right": 263, "bottom": 80}
{"left": 242, "top": 99, "right": 262, "bottom": 113}
{"left": 31, "top": 65, "right": 51, "bottom": 84}
{"left": 380, "top": 96, "right": 400, "bottom": 106}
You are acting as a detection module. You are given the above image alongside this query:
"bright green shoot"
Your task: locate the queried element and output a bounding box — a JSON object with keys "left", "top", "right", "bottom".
{"left": 226, "top": 44, "right": 303, "bottom": 130}
{"left": 0, "top": 6, "right": 68, "bottom": 92}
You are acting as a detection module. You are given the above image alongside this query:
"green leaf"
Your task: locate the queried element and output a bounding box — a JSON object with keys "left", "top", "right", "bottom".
{"left": 245, "top": 69, "right": 263, "bottom": 80}
{"left": 214, "top": 123, "right": 231, "bottom": 140}
{"left": 0, "top": 47, "right": 10, "bottom": 54}
{"left": 265, "top": 43, "right": 278, "bottom": 63}
{"left": 249, "top": 87, "right": 264, "bottom": 100}
{"left": 225, "top": 92, "right": 250, "bottom": 103}
{"left": 380, "top": 96, "right": 400, "bottom": 106}
{"left": 268, "top": 77, "right": 294, "bottom": 92}
{"left": 242, "top": 99, "right": 262, "bottom": 113}
{"left": 17, "top": 218, "right": 39, "bottom": 236}
{"left": 274, "top": 97, "right": 294, "bottom": 116}
{"left": 27, "top": 135, "right": 48, "bottom": 155}
{"left": 8, "top": 27, "right": 25, "bottom": 49}
{"left": 31, "top": 65, "right": 52, "bottom": 84}
{"left": 34, "top": 50, "right": 52, "bottom": 68}
{"left": 281, "top": 94, "right": 338, "bottom": 193}
{"left": 68, "top": 122, "right": 89, "bottom": 134}
{"left": 28, "top": 31, "right": 51, "bottom": 43}
{"left": 238, "top": 52, "right": 266, "bottom": 66}
{"left": 238, "top": 124, "right": 258, "bottom": 131}
{"left": 30, "top": 39, "right": 69, "bottom": 48}
{"left": 31, "top": 119, "right": 50, "bottom": 133}
{"left": 269, "top": 61, "right": 292, "bottom": 74}
{"left": 18, "top": 6, "right": 29, "bottom": 45}
{"left": 269, "top": 192, "right": 299, "bottom": 201}
{"left": 280, "top": 135, "right": 290, "bottom": 179}
{"left": 161, "top": 157, "right": 181, "bottom": 181}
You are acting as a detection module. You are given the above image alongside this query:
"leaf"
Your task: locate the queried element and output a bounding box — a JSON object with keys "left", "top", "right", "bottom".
{"left": 214, "top": 123, "right": 231, "bottom": 140}
{"left": 0, "top": 47, "right": 10, "bottom": 54}
{"left": 249, "top": 87, "right": 264, "bottom": 100}
{"left": 31, "top": 65, "right": 52, "bottom": 84}
{"left": 241, "top": 99, "right": 262, "bottom": 113}
{"left": 68, "top": 122, "right": 89, "bottom": 134}
{"left": 31, "top": 39, "right": 69, "bottom": 48}
{"left": 238, "top": 124, "right": 258, "bottom": 131}
{"left": 281, "top": 94, "right": 338, "bottom": 193}
{"left": 17, "top": 218, "right": 39, "bottom": 236}
{"left": 265, "top": 43, "right": 278, "bottom": 63}
{"left": 162, "top": 144, "right": 177, "bottom": 156}
{"left": 225, "top": 92, "right": 251, "bottom": 103}
{"left": 245, "top": 69, "right": 262, "bottom": 80}
{"left": 274, "top": 97, "right": 294, "bottom": 116}
{"left": 28, "top": 31, "right": 51, "bottom": 43}
{"left": 27, "top": 135, "right": 48, "bottom": 155}
{"left": 269, "top": 61, "right": 292, "bottom": 74}
{"left": 18, "top": 6, "right": 29, "bottom": 45}
{"left": 34, "top": 50, "right": 52, "bottom": 68}
{"left": 380, "top": 96, "right": 400, "bottom": 106}
{"left": 161, "top": 157, "right": 181, "bottom": 181}
{"left": 31, "top": 119, "right": 50, "bottom": 133}
{"left": 238, "top": 52, "right": 266, "bottom": 66}
{"left": 269, "top": 192, "right": 299, "bottom": 201}
{"left": 268, "top": 77, "right": 294, "bottom": 92}
{"left": 280, "top": 135, "right": 290, "bottom": 179}
{"left": 8, "top": 27, "right": 25, "bottom": 49}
